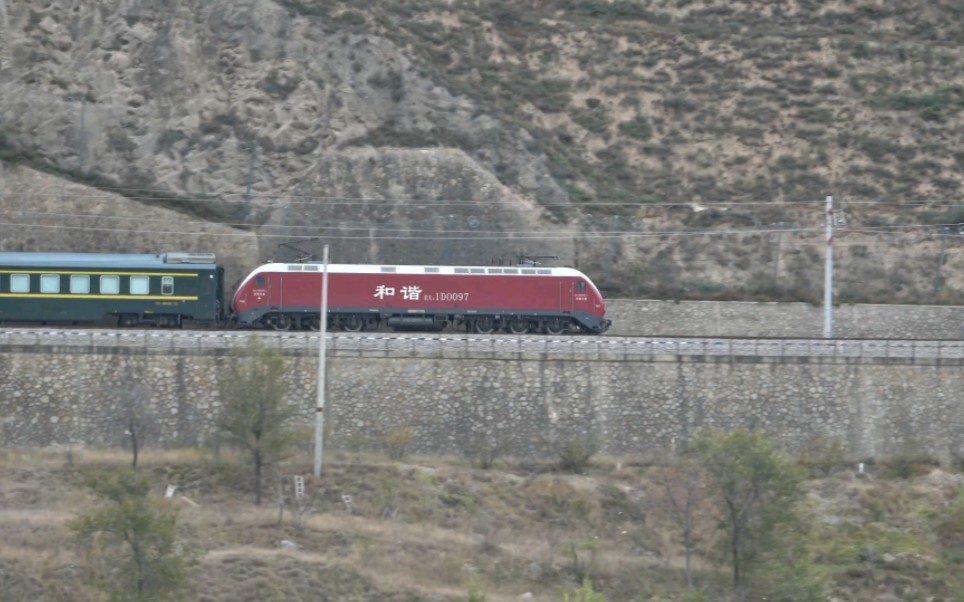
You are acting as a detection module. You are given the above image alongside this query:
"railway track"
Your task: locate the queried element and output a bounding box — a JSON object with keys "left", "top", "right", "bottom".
{"left": 0, "top": 328, "right": 961, "bottom": 360}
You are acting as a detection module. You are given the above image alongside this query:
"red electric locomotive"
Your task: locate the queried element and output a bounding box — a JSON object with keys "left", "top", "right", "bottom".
{"left": 230, "top": 263, "right": 611, "bottom": 334}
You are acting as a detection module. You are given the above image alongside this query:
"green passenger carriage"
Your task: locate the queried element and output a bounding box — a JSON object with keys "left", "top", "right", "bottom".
{"left": 0, "top": 252, "right": 224, "bottom": 327}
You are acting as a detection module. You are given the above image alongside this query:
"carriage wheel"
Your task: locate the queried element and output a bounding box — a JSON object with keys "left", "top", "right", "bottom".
{"left": 303, "top": 316, "right": 320, "bottom": 331}
{"left": 473, "top": 316, "right": 496, "bottom": 334}
{"left": 506, "top": 318, "right": 528, "bottom": 334}
{"left": 341, "top": 314, "right": 365, "bottom": 332}
{"left": 271, "top": 315, "right": 292, "bottom": 331}
{"left": 544, "top": 318, "right": 568, "bottom": 335}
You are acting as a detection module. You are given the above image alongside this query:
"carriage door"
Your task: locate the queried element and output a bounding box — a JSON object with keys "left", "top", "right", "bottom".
{"left": 560, "top": 281, "right": 574, "bottom": 313}
{"left": 267, "top": 274, "right": 284, "bottom": 309}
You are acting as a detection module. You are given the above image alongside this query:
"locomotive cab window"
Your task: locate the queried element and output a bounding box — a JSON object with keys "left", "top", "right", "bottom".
{"left": 130, "top": 276, "right": 150, "bottom": 295}
{"left": 10, "top": 274, "right": 29, "bottom": 293}
{"left": 100, "top": 275, "right": 120, "bottom": 295}
{"left": 161, "top": 276, "right": 174, "bottom": 295}
{"left": 40, "top": 274, "right": 60, "bottom": 294}
{"left": 70, "top": 275, "right": 90, "bottom": 294}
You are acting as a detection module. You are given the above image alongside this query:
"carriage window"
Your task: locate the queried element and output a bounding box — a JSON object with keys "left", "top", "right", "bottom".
{"left": 424, "top": 267, "right": 440, "bottom": 273}
{"left": 10, "top": 274, "right": 29, "bottom": 293}
{"left": 288, "top": 265, "right": 303, "bottom": 271}
{"left": 100, "top": 275, "right": 120, "bottom": 295}
{"left": 538, "top": 269, "right": 551, "bottom": 275}
{"left": 503, "top": 268, "right": 518, "bottom": 274}
{"left": 522, "top": 269, "right": 536, "bottom": 275}
{"left": 255, "top": 276, "right": 265, "bottom": 287}
{"left": 470, "top": 268, "right": 484, "bottom": 274}
{"left": 40, "top": 274, "right": 60, "bottom": 294}
{"left": 455, "top": 268, "right": 469, "bottom": 274}
{"left": 380, "top": 267, "right": 396, "bottom": 273}
{"left": 130, "top": 276, "right": 150, "bottom": 295}
{"left": 578, "top": 282, "right": 587, "bottom": 292}
{"left": 487, "top": 268, "right": 503, "bottom": 274}
{"left": 70, "top": 275, "right": 90, "bottom": 294}
{"left": 304, "top": 265, "right": 319, "bottom": 271}
{"left": 161, "top": 276, "right": 174, "bottom": 295}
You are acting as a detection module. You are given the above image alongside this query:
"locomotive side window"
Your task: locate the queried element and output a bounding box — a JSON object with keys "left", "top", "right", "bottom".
{"left": 161, "top": 276, "right": 174, "bottom": 295}
{"left": 70, "top": 275, "right": 90, "bottom": 294}
{"left": 40, "top": 274, "right": 60, "bottom": 294}
{"left": 130, "top": 276, "right": 150, "bottom": 295}
{"left": 100, "top": 275, "right": 120, "bottom": 295}
{"left": 255, "top": 276, "right": 265, "bottom": 287}
{"left": 10, "top": 274, "right": 29, "bottom": 293}
{"left": 578, "top": 282, "right": 587, "bottom": 292}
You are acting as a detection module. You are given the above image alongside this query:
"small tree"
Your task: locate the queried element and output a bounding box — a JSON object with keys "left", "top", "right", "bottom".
{"left": 68, "top": 470, "right": 188, "bottom": 602}
{"left": 693, "top": 430, "right": 803, "bottom": 589}
{"left": 216, "top": 337, "right": 297, "bottom": 504}
{"left": 123, "top": 384, "right": 153, "bottom": 470}
{"left": 649, "top": 456, "right": 715, "bottom": 589}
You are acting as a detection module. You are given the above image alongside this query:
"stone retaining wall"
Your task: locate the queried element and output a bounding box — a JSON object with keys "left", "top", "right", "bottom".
{"left": 2, "top": 334, "right": 962, "bottom": 464}
{"left": 606, "top": 300, "right": 964, "bottom": 339}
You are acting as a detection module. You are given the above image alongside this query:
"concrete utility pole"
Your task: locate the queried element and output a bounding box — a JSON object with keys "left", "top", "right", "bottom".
{"left": 314, "top": 244, "right": 330, "bottom": 477}
{"left": 823, "top": 196, "right": 834, "bottom": 339}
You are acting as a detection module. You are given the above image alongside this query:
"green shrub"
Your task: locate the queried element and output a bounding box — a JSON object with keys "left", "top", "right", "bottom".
{"left": 618, "top": 115, "right": 653, "bottom": 140}
{"left": 555, "top": 436, "right": 600, "bottom": 474}
{"left": 383, "top": 426, "right": 414, "bottom": 461}
{"left": 573, "top": 107, "right": 613, "bottom": 135}
{"left": 880, "top": 442, "right": 938, "bottom": 479}
{"left": 797, "top": 436, "right": 847, "bottom": 477}
{"left": 565, "top": 577, "right": 606, "bottom": 602}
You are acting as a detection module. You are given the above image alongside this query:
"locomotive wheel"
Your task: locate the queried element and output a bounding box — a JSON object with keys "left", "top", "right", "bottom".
{"left": 303, "top": 316, "right": 320, "bottom": 331}
{"left": 544, "top": 318, "right": 568, "bottom": 335}
{"left": 341, "top": 314, "right": 365, "bottom": 332}
{"left": 271, "top": 315, "right": 292, "bottom": 331}
{"left": 506, "top": 318, "right": 528, "bottom": 334}
{"left": 473, "top": 317, "right": 496, "bottom": 334}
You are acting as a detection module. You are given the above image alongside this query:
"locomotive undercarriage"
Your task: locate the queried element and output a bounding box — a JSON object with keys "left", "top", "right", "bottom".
{"left": 258, "top": 312, "right": 584, "bottom": 335}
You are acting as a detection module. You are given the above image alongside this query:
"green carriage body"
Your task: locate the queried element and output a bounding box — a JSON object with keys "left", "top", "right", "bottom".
{"left": 0, "top": 252, "right": 224, "bottom": 326}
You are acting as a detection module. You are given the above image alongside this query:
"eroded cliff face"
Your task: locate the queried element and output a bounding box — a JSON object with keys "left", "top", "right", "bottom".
{"left": 0, "top": 0, "right": 568, "bottom": 269}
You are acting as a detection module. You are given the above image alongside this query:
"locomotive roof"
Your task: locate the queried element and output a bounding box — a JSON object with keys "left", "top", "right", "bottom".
{"left": 253, "top": 262, "right": 589, "bottom": 277}
{"left": 0, "top": 252, "right": 218, "bottom": 269}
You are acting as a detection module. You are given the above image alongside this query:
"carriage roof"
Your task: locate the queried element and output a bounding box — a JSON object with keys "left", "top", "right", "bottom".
{"left": 0, "top": 252, "right": 218, "bottom": 270}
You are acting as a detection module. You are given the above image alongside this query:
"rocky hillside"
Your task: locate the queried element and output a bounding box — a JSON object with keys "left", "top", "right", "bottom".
{"left": 1, "top": 0, "right": 963, "bottom": 301}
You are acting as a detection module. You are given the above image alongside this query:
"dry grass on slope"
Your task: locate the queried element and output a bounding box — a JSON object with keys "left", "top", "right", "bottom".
{"left": 1, "top": 447, "right": 964, "bottom": 601}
